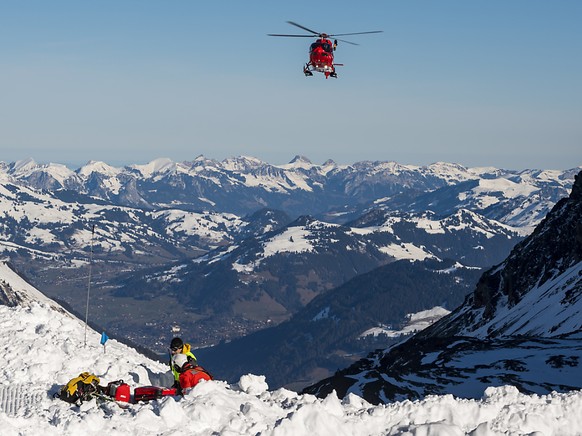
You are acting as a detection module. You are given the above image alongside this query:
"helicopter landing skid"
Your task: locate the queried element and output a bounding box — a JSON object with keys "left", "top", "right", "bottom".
{"left": 303, "top": 65, "right": 313, "bottom": 76}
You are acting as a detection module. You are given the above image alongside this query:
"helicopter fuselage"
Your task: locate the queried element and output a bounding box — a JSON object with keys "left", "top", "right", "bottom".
{"left": 307, "top": 38, "right": 337, "bottom": 78}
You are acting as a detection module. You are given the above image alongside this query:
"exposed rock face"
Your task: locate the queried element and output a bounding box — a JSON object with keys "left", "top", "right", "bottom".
{"left": 423, "top": 170, "right": 582, "bottom": 338}
{"left": 0, "top": 261, "right": 69, "bottom": 315}
{"left": 0, "top": 279, "right": 24, "bottom": 307}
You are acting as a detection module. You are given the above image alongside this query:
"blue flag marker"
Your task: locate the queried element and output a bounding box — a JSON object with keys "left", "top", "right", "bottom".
{"left": 100, "top": 332, "right": 109, "bottom": 345}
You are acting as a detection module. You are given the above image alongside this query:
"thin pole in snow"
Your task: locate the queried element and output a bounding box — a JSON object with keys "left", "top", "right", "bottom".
{"left": 84, "top": 224, "right": 95, "bottom": 347}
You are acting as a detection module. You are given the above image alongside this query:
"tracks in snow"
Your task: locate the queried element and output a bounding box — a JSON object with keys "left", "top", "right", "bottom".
{"left": 0, "top": 384, "right": 45, "bottom": 417}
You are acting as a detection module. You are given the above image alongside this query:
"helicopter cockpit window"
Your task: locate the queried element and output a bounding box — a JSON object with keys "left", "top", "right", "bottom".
{"left": 310, "top": 42, "right": 333, "bottom": 53}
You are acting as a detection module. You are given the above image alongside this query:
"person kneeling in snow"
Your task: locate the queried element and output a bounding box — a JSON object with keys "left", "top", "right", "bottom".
{"left": 171, "top": 353, "right": 213, "bottom": 394}
{"left": 169, "top": 337, "right": 197, "bottom": 388}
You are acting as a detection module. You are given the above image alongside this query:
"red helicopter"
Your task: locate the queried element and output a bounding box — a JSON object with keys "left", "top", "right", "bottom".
{"left": 268, "top": 21, "right": 382, "bottom": 79}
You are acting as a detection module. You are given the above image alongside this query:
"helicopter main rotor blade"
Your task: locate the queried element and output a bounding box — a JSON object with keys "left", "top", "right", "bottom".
{"left": 269, "top": 22, "right": 383, "bottom": 43}
{"left": 335, "top": 38, "right": 359, "bottom": 46}
{"left": 267, "top": 33, "right": 315, "bottom": 38}
{"left": 286, "top": 21, "right": 320, "bottom": 35}
{"left": 330, "top": 30, "right": 383, "bottom": 37}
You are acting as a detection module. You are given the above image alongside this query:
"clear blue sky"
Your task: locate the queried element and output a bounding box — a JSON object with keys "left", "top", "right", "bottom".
{"left": 1, "top": 1, "right": 580, "bottom": 170}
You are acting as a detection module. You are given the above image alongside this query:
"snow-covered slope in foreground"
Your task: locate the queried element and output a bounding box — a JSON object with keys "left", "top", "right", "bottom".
{"left": 0, "top": 302, "right": 581, "bottom": 434}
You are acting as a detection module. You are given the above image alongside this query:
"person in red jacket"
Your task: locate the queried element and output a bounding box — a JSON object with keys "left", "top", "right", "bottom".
{"left": 171, "top": 353, "right": 213, "bottom": 393}
{"left": 169, "top": 337, "right": 198, "bottom": 384}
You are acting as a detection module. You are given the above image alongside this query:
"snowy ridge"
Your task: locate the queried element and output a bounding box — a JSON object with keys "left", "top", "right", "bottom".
{"left": 152, "top": 209, "right": 244, "bottom": 246}
{"left": 360, "top": 306, "right": 451, "bottom": 338}
{"left": 0, "top": 181, "right": 245, "bottom": 258}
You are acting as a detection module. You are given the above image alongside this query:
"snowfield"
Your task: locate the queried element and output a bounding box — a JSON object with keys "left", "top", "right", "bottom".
{"left": 1, "top": 302, "right": 581, "bottom": 435}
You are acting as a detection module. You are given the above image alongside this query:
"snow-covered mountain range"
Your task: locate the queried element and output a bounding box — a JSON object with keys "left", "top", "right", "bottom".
{"left": 0, "top": 156, "right": 579, "bottom": 382}
{"left": 304, "top": 170, "right": 582, "bottom": 404}
{"left": 1, "top": 157, "right": 576, "bottom": 229}
{"left": 0, "top": 156, "right": 576, "bottom": 265}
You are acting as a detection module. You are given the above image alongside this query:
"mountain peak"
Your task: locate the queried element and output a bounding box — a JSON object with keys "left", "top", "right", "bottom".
{"left": 131, "top": 158, "right": 176, "bottom": 177}
{"left": 9, "top": 158, "right": 38, "bottom": 175}
{"left": 285, "top": 155, "right": 314, "bottom": 170}
{"left": 77, "top": 160, "right": 121, "bottom": 177}
{"left": 290, "top": 155, "right": 312, "bottom": 164}
{"left": 6, "top": 159, "right": 75, "bottom": 186}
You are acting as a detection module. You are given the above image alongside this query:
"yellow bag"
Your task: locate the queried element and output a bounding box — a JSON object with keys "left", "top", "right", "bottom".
{"left": 56, "top": 372, "right": 101, "bottom": 405}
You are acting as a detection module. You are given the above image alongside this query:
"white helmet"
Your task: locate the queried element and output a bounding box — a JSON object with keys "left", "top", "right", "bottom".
{"left": 172, "top": 353, "right": 188, "bottom": 372}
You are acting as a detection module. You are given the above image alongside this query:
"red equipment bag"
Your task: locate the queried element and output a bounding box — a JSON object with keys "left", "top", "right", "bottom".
{"left": 133, "top": 386, "right": 177, "bottom": 403}
{"left": 105, "top": 380, "right": 131, "bottom": 403}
